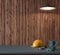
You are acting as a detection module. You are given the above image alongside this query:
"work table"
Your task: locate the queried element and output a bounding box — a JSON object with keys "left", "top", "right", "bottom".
{"left": 0, "top": 46, "right": 60, "bottom": 54}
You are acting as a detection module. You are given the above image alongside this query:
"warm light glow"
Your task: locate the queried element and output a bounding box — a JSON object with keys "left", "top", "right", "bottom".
{"left": 40, "top": 7, "right": 56, "bottom": 10}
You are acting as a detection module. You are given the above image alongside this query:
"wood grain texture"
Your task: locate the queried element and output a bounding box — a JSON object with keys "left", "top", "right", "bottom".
{"left": 0, "top": 0, "right": 60, "bottom": 45}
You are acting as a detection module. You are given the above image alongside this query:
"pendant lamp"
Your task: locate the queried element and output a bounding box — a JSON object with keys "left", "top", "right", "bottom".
{"left": 40, "top": 4, "right": 56, "bottom": 11}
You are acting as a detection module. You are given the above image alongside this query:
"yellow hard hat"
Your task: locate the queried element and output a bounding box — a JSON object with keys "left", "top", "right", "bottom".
{"left": 31, "top": 39, "right": 43, "bottom": 48}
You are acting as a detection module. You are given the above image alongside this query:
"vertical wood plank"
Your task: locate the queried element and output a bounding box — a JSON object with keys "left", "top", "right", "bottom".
{"left": 16, "top": 0, "right": 20, "bottom": 45}
{"left": 1, "top": 0, "right": 5, "bottom": 45}
{"left": 10, "top": 0, "right": 17, "bottom": 45}
{"left": 19, "top": 0, "right": 23, "bottom": 45}
{"left": 25, "top": 0, "right": 29, "bottom": 45}
{"left": 5, "top": 0, "right": 11, "bottom": 45}
{"left": 0, "top": 0, "right": 2, "bottom": 45}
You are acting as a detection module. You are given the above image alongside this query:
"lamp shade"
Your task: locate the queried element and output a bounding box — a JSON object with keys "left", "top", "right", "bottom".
{"left": 40, "top": 4, "right": 56, "bottom": 11}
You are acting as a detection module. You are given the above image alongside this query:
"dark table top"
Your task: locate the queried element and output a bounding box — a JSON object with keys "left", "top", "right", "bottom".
{"left": 0, "top": 46, "right": 60, "bottom": 54}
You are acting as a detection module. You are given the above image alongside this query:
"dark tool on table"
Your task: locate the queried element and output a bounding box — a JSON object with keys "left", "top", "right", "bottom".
{"left": 46, "top": 40, "right": 56, "bottom": 51}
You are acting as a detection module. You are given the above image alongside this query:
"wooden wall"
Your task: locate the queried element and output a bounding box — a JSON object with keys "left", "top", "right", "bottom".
{"left": 0, "top": 0, "right": 60, "bottom": 45}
